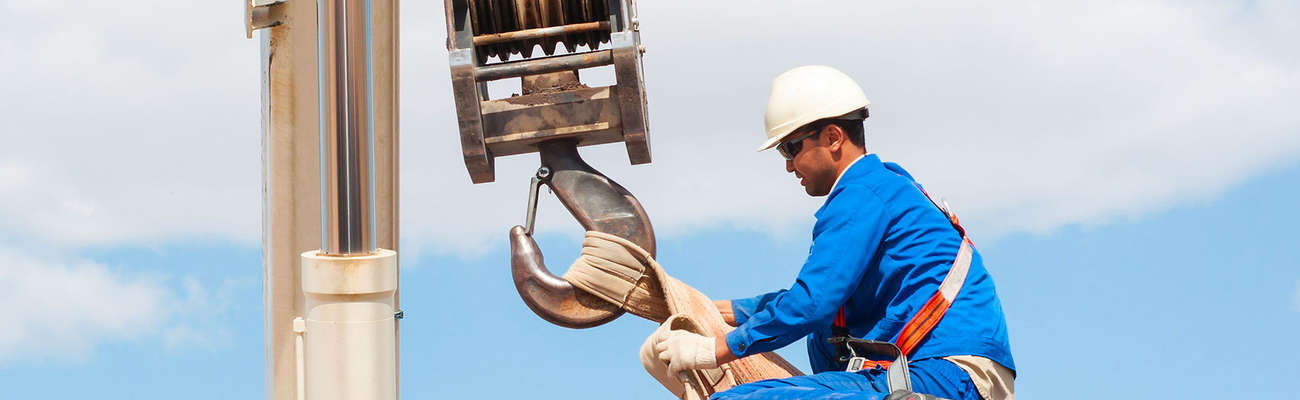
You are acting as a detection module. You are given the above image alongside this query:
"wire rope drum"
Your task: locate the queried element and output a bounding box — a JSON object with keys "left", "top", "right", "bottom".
{"left": 468, "top": 0, "right": 611, "bottom": 63}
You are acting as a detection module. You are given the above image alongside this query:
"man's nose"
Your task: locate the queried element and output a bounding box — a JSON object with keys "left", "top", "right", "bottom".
{"left": 785, "top": 159, "right": 795, "bottom": 173}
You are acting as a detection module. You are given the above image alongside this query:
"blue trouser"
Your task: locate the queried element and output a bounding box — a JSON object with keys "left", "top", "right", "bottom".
{"left": 710, "top": 359, "right": 979, "bottom": 400}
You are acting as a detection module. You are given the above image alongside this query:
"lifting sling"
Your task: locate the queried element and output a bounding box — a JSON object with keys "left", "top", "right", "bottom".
{"left": 564, "top": 231, "right": 803, "bottom": 400}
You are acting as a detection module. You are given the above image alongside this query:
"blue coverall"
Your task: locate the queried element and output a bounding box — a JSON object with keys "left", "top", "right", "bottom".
{"left": 718, "top": 154, "right": 1015, "bottom": 400}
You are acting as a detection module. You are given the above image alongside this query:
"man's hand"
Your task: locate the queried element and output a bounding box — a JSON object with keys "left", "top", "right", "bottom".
{"left": 715, "top": 300, "right": 737, "bottom": 326}
{"left": 639, "top": 322, "right": 686, "bottom": 397}
{"left": 654, "top": 330, "right": 719, "bottom": 375}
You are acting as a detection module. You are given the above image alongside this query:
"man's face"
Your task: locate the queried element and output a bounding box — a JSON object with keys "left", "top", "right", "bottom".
{"left": 781, "top": 127, "right": 838, "bottom": 196}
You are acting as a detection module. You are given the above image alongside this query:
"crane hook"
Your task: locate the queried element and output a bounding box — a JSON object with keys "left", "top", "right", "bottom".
{"left": 509, "top": 140, "right": 657, "bottom": 329}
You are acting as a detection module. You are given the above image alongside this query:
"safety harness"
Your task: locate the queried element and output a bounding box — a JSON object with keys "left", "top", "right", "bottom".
{"left": 828, "top": 181, "right": 974, "bottom": 395}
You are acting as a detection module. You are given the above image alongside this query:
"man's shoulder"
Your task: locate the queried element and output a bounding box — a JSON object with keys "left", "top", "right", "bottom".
{"left": 825, "top": 159, "right": 940, "bottom": 224}
{"left": 839, "top": 155, "right": 914, "bottom": 184}
{"left": 836, "top": 159, "right": 916, "bottom": 197}
{"left": 827, "top": 175, "right": 887, "bottom": 202}
{"left": 818, "top": 177, "right": 897, "bottom": 222}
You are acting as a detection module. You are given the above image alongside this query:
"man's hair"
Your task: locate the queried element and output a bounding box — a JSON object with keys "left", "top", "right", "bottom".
{"left": 809, "top": 118, "right": 865, "bottom": 149}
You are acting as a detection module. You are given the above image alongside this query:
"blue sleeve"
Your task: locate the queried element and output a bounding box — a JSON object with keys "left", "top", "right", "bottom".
{"left": 725, "top": 185, "right": 889, "bottom": 357}
{"left": 730, "top": 290, "right": 785, "bottom": 326}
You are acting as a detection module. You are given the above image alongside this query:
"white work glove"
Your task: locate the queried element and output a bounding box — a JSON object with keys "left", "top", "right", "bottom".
{"left": 655, "top": 329, "right": 719, "bottom": 376}
{"left": 640, "top": 322, "right": 686, "bottom": 398}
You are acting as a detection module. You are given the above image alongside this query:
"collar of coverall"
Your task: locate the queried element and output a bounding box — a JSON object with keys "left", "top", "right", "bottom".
{"left": 830, "top": 154, "right": 868, "bottom": 191}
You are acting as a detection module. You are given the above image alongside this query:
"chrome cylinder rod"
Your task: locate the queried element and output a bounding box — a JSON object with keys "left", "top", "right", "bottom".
{"left": 317, "top": 0, "right": 376, "bottom": 255}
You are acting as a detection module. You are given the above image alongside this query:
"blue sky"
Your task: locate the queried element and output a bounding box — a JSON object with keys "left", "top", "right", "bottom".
{"left": 2, "top": 0, "right": 1299, "bottom": 399}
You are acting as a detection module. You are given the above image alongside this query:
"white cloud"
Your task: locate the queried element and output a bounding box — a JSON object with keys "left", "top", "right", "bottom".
{"left": 162, "top": 277, "right": 244, "bottom": 350}
{"left": 0, "top": 0, "right": 262, "bottom": 247}
{"left": 1, "top": 0, "right": 1298, "bottom": 255}
{"left": 0, "top": 247, "right": 170, "bottom": 361}
{"left": 0, "top": 247, "right": 238, "bottom": 362}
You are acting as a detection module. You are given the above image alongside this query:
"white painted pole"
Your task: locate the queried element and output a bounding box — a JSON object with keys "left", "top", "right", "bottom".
{"left": 294, "top": 317, "right": 307, "bottom": 400}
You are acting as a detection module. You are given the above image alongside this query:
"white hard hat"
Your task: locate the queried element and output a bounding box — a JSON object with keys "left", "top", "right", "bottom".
{"left": 759, "top": 65, "right": 870, "bottom": 151}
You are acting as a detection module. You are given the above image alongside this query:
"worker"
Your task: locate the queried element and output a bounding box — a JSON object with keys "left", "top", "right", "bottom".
{"left": 643, "top": 65, "right": 1017, "bottom": 399}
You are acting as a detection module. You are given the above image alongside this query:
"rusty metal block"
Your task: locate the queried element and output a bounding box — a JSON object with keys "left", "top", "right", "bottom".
{"left": 481, "top": 86, "right": 625, "bottom": 157}
{"left": 445, "top": 0, "right": 650, "bottom": 184}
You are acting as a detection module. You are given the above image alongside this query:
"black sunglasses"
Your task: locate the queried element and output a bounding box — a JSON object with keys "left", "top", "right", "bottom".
{"left": 777, "top": 126, "right": 822, "bottom": 160}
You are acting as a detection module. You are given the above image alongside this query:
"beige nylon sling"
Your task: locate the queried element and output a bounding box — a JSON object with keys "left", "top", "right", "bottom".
{"left": 561, "top": 231, "right": 802, "bottom": 399}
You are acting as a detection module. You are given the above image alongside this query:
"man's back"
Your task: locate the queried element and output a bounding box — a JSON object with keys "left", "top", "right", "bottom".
{"left": 801, "top": 155, "right": 1015, "bottom": 374}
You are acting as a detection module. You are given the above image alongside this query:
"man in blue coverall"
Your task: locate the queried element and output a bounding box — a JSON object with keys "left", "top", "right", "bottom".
{"left": 645, "top": 66, "right": 1017, "bottom": 399}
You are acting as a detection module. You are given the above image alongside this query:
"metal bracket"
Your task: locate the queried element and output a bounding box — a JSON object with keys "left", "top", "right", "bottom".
{"left": 246, "top": 0, "right": 288, "bottom": 39}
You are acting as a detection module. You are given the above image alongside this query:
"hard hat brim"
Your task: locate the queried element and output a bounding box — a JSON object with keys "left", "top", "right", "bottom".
{"left": 756, "top": 107, "right": 869, "bottom": 152}
{"left": 756, "top": 134, "right": 788, "bottom": 152}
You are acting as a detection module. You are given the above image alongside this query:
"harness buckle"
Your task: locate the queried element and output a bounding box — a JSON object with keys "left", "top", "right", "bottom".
{"left": 845, "top": 356, "right": 869, "bottom": 373}
{"left": 827, "top": 336, "right": 913, "bottom": 391}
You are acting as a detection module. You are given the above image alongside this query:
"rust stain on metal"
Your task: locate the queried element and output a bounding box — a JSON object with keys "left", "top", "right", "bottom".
{"left": 505, "top": 83, "right": 591, "bottom": 104}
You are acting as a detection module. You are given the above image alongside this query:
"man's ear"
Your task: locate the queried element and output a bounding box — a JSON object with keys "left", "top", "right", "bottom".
{"left": 825, "top": 124, "right": 845, "bottom": 153}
